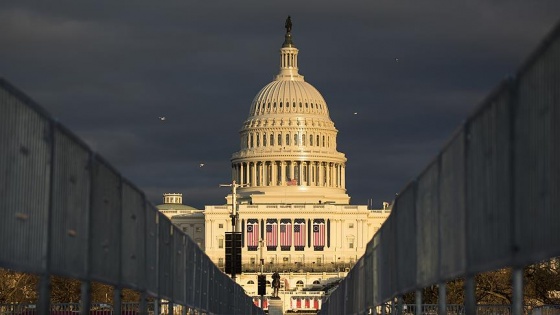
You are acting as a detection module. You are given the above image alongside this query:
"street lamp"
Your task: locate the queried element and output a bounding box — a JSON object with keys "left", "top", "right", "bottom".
{"left": 219, "top": 180, "right": 248, "bottom": 280}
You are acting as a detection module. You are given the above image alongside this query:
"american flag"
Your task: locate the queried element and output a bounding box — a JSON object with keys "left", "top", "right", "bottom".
{"left": 286, "top": 178, "right": 297, "bottom": 186}
{"left": 313, "top": 221, "right": 325, "bottom": 247}
{"left": 280, "top": 220, "right": 292, "bottom": 248}
{"left": 246, "top": 220, "right": 259, "bottom": 248}
{"left": 293, "top": 220, "right": 305, "bottom": 248}
{"left": 266, "top": 221, "right": 278, "bottom": 247}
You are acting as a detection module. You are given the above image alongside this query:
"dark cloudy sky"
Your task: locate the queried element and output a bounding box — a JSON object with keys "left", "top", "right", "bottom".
{"left": 1, "top": 1, "right": 559, "bottom": 209}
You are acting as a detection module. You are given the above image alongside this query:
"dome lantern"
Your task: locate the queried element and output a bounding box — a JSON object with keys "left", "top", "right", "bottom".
{"left": 277, "top": 16, "right": 303, "bottom": 81}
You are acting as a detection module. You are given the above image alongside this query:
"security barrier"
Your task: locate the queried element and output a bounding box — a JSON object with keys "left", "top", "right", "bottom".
{"left": 320, "top": 19, "right": 560, "bottom": 315}
{"left": 0, "top": 80, "right": 263, "bottom": 315}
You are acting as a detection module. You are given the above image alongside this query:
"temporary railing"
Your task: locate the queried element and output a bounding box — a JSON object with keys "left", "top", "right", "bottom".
{"left": 0, "top": 79, "right": 263, "bottom": 315}
{"left": 319, "top": 19, "right": 560, "bottom": 315}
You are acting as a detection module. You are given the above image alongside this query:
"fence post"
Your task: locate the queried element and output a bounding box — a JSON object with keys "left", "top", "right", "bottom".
{"left": 512, "top": 267, "right": 523, "bottom": 315}
{"left": 465, "top": 275, "right": 476, "bottom": 315}
{"left": 113, "top": 287, "right": 122, "bottom": 315}
{"left": 438, "top": 282, "right": 446, "bottom": 315}
{"left": 415, "top": 290, "right": 422, "bottom": 315}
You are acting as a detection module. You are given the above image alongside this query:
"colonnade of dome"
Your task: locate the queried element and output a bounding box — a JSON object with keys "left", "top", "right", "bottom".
{"left": 231, "top": 160, "right": 345, "bottom": 188}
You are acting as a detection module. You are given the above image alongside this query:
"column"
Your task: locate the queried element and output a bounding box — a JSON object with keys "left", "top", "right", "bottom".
{"left": 326, "top": 163, "right": 331, "bottom": 187}
{"left": 245, "top": 162, "right": 250, "bottom": 187}
{"left": 341, "top": 165, "right": 346, "bottom": 188}
{"left": 259, "top": 162, "right": 264, "bottom": 186}
{"left": 280, "top": 161, "right": 286, "bottom": 185}
{"left": 263, "top": 162, "right": 268, "bottom": 186}
{"left": 299, "top": 161, "right": 304, "bottom": 185}
{"left": 251, "top": 162, "right": 257, "bottom": 187}
{"left": 240, "top": 163, "right": 244, "bottom": 185}
{"left": 289, "top": 161, "right": 295, "bottom": 182}
{"left": 271, "top": 161, "right": 277, "bottom": 186}
{"left": 318, "top": 162, "right": 324, "bottom": 186}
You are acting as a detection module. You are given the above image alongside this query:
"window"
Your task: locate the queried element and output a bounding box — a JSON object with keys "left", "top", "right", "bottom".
{"left": 348, "top": 223, "right": 354, "bottom": 229}
{"left": 182, "top": 227, "right": 188, "bottom": 232}
{"left": 219, "top": 223, "right": 224, "bottom": 229}
{"left": 218, "top": 238, "right": 224, "bottom": 249}
{"left": 278, "top": 134, "right": 282, "bottom": 146}
{"left": 256, "top": 134, "right": 260, "bottom": 147}
{"left": 195, "top": 227, "right": 202, "bottom": 233}
{"left": 348, "top": 237, "right": 355, "bottom": 249}
{"left": 313, "top": 280, "right": 320, "bottom": 284}
{"left": 270, "top": 134, "right": 274, "bottom": 146}
{"left": 316, "top": 135, "right": 320, "bottom": 146}
{"left": 250, "top": 257, "right": 256, "bottom": 265}
{"left": 302, "top": 134, "right": 306, "bottom": 145}
{"left": 247, "top": 280, "right": 254, "bottom": 284}
{"left": 296, "top": 280, "right": 304, "bottom": 288}
{"left": 283, "top": 257, "right": 289, "bottom": 263}
{"left": 310, "top": 135, "right": 313, "bottom": 146}
{"left": 263, "top": 133, "right": 267, "bottom": 146}
{"left": 218, "top": 258, "right": 224, "bottom": 267}
{"left": 294, "top": 134, "right": 298, "bottom": 146}
{"left": 286, "top": 134, "right": 290, "bottom": 146}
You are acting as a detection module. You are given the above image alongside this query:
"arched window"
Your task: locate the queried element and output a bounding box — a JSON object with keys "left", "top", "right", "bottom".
{"left": 280, "top": 102, "right": 283, "bottom": 108}
{"left": 247, "top": 280, "right": 255, "bottom": 284}
{"left": 250, "top": 134, "right": 254, "bottom": 148}
{"left": 286, "top": 134, "right": 290, "bottom": 146}
{"left": 296, "top": 280, "right": 304, "bottom": 288}
{"left": 293, "top": 102, "right": 296, "bottom": 108}
{"left": 316, "top": 135, "right": 320, "bottom": 146}
{"left": 256, "top": 133, "right": 260, "bottom": 147}
{"left": 312, "top": 280, "right": 320, "bottom": 285}
{"left": 263, "top": 133, "right": 267, "bottom": 146}
{"left": 278, "top": 134, "right": 282, "bottom": 146}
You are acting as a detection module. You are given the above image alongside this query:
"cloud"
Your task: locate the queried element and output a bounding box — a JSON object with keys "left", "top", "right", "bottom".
{"left": 1, "top": 0, "right": 559, "bottom": 209}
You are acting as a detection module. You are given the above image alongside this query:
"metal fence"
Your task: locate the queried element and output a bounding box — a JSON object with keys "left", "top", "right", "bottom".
{"left": 319, "top": 19, "right": 560, "bottom": 315}
{"left": 0, "top": 80, "right": 263, "bottom": 315}
{"left": 0, "top": 302, "right": 204, "bottom": 315}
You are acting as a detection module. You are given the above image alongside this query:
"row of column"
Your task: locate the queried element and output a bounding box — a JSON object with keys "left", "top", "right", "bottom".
{"left": 232, "top": 161, "right": 345, "bottom": 188}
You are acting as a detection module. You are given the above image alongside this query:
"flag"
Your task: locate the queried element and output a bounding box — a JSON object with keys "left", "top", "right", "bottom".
{"left": 293, "top": 220, "right": 305, "bottom": 248}
{"left": 280, "top": 220, "right": 292, "bottom": 249}
{"left": 287, "top": 178, "right": 297, "bottom": 185}
{"left": 246, "top": 220, "right": 259, "bottom": 249}
{"left": 313, "top": 220, "right": 325, "bottom": 248}
{"left": 266, "top": 220, "right": 278, "bottom": 247}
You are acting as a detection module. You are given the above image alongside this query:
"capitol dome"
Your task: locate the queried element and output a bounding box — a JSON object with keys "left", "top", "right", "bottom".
{"left": 228, "top": 18, "right": 350, "bottom": 205}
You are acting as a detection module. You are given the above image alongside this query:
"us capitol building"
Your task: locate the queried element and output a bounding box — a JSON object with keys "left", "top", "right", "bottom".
{"left": 157, "top": 17, "right": 391, "bottom": 311}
